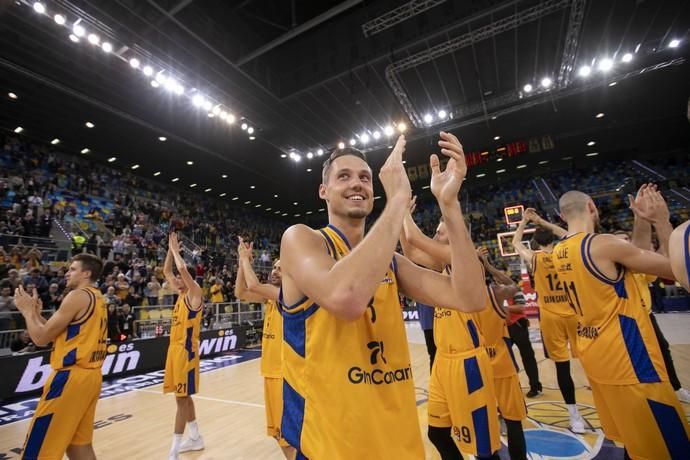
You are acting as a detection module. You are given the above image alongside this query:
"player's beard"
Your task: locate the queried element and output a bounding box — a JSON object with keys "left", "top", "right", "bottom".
{"left": 346, "top": 208, "right": 369, "bottom": 219}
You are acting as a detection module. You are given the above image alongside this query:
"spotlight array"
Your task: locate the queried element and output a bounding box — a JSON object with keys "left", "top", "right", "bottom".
{"left": 26, "top": 1, "right": 257, "bottom": 140}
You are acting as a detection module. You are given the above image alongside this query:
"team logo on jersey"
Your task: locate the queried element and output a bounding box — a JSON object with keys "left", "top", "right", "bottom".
{"left": 347, "top": 340, "right": 412, "bottom": 385}
{"left": 433, "top": 308, "right": 452, "bottom": 318}
{"left": 577, "top": 323, "right": 599, "bottom": 339}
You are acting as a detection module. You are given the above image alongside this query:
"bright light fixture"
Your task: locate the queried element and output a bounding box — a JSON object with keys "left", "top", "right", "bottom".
{"left": 222, "top": 174, "right": 228, "bottom": 178}
{"left": 423, "top": 113, "right": 433, "bottom": 124}
{"left": 87, "top": 33, "right": 100, "bottom": 45}
{"left": 317, "top": 148, "right": 324, "bottom": 156}
{"left": 85, "top": 121, "right": 94, "bottom": 128}
{"left": 186, "top": 160, "right": 193, "bottom": 165}
{"left": 247, "top": 127, "right": 254, "bottom": 134}
{"left": 129, "top": 58, "right": 140, "bottom": 68}
{"left": 360, "top": 133, "right": 370, "bottom": 144}
{"left": 73, "top": 22, "right": 85, "bottom": 37}
{"left": 204, "top": 188, "right": 212, "bottom": 192}
{"left": 250, "top": 185, "right": 255, "bottom": 189}
{"left": 307, "top": 152, "right": 313, "bottom": 159}
{"left": 241, "top": 123, "right": 248, "bottom": 130}
{"left": 598, "top": 58, "right": 613, "bottom": 72}
{"left": 249, "top": 136, "right": 256, "bottom": 140}
{"left": 578, "top": 65, "right": 592, "bottom": 77}
{"left": 8, "top": 92, "right": 17, "bottom": 99}
{"left": 131, "top": 164, "right": 140, "bottom": 170}
{"left": 384, "top": 125, "right": 394, "bottom": 136}
{"left": 538, "top": 160, "right": 549, "bottom": 165}
{"left": 51, "top": 138, "right": 60, "bottom": 145}
{"left": 14, "top": 127, "right": 23, "bottom": 133}
{"left": 540, "top": 77, "right": 552, "bottom": 88}
{"left": 476, "top": 173, "right": 486, "bottom": 178}
{"left": 523, "top": 84, "right": 533, "bottom": 92}
{"left": 586, "top": 152, "right": 599, "bottom": 157}
{"left": 69, "top": 34, "right": 79, "bottom": 42}
{"left": 350, "top": 138, "right": 357, "bottom": 146}
{"left": 202, "top": 100, "right": 212, "bottom": 111}
{"left": 494, "top": 136, "right": 500, "bottom": 141}
{"left": 596, "top": 112, "right": 605, "bottom": 118}
{"left": 226, "top": 114, "right": 236, "bottom": 124}
{"left": 517, "top": 164, "right": 527, "bottom": 169}
{"left": 373, "top": 131, "right": 381, "bottom": 140}
{"left": 338, "top": 142, "right": 345, "bottom": 149}
{"left": 397, "top": 122, "right": 407, "bottom": 133}
{"left": 158, "top": 136, "right": 167, "bottom": 142}
{"left": 621, "top": 53, "right": 633, "bottom": 63}
{"left": 496, "top": 169, "right": 506, "bottom": 174}
{"left": 669, "top": 39, "right": 680, "bottom": 48}
{"left": 153, "top": 171, "right": 161, "bottom": 176}
{"left": 219, "top": 193, "right": 226, "bottom": 197}
{"left": 280, "top": 154, "right": 287, "bottom": 158}
{"left": 101, "top": 42, "right": 112, "bottom": 53}
{"left": 171, "top": 177, "right": 179, "bottom": 182}
{"left": 54, "top": 14, "right": 66, "bottom": 25}
{"left": 151, "top": 80, "right": 160, "bottom": 88}
{"left": 108, "top": 157, "right": 116, "bottom": 162}
{"left": 189, "top": 183, "right": 197, "bottom": 188}
{"left": 143, "top": 66, "right": 153, "bottom": 76}
{"left": 587, "top": 141, "right": 596, "bottom": 146}
{"left": 81, "top": 148, "right": 90, "bottom": 154}
{"left": 438, "top": 110, "right": 447, "bottom": 119}
{"left": 33, "top": 2, "right": 45, "bottom": 14}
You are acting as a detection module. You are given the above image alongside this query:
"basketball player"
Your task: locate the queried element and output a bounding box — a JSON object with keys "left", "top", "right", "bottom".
{"left": 619, "top": 183, "right": 690, "bottom": 403}
{"left": 553, "top": 190, "right": 690, "bottom": 459}
{"left": 162, "top": 233, "right": 204, "bottom": 460}
{"left": 279, "top": 133, "right": 488, "bottom": 459}
{"left": 400, "top": 211, "right": 525, "bottom": 459}
{"left": 14, "top": 253, "right": 106, "bottom": 460}
{"left": 234, "top": 237, "right": 294, "bottom": 459}
{"left": 512, "top": 208, "right": 586, "bottom": 432}
{"left": 669, "top": 220, "right": 690, "bottom": 290}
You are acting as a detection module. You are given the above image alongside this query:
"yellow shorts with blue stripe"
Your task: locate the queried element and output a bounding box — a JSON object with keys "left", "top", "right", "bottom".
{"left": 428, "top": 348, "right": 501, "bottom": 457}
{"left": 263, "top": 377, "right": 290, "bottom": 448}
{"left": 540, "top": 309, "right": 578, "bottom": 362}
{"left": 590, "top": 380, "right": 690, "bottom": 459}
{"left": 22, "top": 367, "right": 102, "bottom": 460}
{"left": 163, "top": 345, "right": 200, "bottom": 397}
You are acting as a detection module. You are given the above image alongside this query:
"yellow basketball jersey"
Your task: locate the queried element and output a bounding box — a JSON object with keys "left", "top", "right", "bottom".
{"left": 553, "top": 233, "right": 668, "bottom": 384}
{"left": 473, "top": 285, "right": 519, "bottom": 378}
{"left": 632, "top": 273, "right": 656, "bottom": 315}
{"left": 169, "top": 293, "right": 202, "bottom": 359}
{"left": 433, "top": 266, "right": 484, "bottom": 355}
{"left": 261, "top": 299, "right": 283, "bottom": 378}
{"left": 280, "top": 224, "right": 424, "bottom": 459}
{"left": 532, "top": 251, "right": 575, "bottom": 317}
{"left": 50, "top": 287, "right": 107, "bottom": 370}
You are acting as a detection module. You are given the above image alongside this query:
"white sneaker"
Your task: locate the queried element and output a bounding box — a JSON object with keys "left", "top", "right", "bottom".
{"left": 676, "top": 388, "right": 690, "bottom": 404}
{"left": 178, "top": 435, "right": 205, "bottom": 453}
{"left": 168, "top": 450, "right": 179, "bottom": 460}
{"left": 570, "top": 414, "right": 586, "bottom": 434}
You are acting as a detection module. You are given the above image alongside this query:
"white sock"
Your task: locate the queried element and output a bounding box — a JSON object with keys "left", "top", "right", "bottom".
{"left": 187, "top": 420, "right": 200, "bottom": 440}
{"left": 567, "top": 404, "right": 579, "bottom": 417}
{"left": 171, "top": 434, "right": 183, "bottom": 452}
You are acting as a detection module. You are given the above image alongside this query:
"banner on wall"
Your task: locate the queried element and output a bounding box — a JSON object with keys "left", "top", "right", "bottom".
{"left": 0, "top": 327, "right": 247, "bottom": 402}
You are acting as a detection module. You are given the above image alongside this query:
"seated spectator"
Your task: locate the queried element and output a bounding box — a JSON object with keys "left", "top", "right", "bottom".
{"left": 1, "top": 268, "right": 22, "bottom": 291}
{"left": 115, "top": 273, "right": 130, "bottom": 300}
{"left": 44, "top": 283, "right": 63, "bottom": 311}
{"left": 105, "top": 285, "right": 120, "bottom": 307}
{"left": 118, "top": 304, "right": 137, "bottom": 340}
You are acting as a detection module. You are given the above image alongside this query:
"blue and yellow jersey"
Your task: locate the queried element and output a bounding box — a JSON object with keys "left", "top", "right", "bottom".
{"left": 552, "top": 233, "right": 668, "bottom": 385}
{"left": 473, "top": 285, "right": 519, "bottom": 378}
{"left": 433, "top": 266, "right": 484, "bottom": 356}
{"left": 169, "top": 293, "right": 202, "bottom": 359}
{"left": 50, "top": 287, "right": 107, "bottom": 370}
{"left": 279, "top": 224, "right": 424, "bottom": 459}
{"left": 261, "top": 299, "right": 283, "bottom": 378}
{"left": 532, "top": 251, "right": 575, "bottom": 317}
{"left": 632, "top": 273, "right": 656, "bottom": 315}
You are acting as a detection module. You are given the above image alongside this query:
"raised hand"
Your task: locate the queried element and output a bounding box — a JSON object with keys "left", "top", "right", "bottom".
{"left": 629, "top": 184, "right": 669, "bottom": 224}
{"left": 476, "top": 246, "right": 489, "bottom": 262}
{"left": 237, "top": 236, "right": 253, "bottom": 260}
{"left": 168, "top": 232, "right": 181, "bottom": 254}
{"left": 14, "top": 285, "right": 39, "bottom": 314}
{"left": 523, "top": 208, "right": 539, "bottom": 223}
{"left": 430, "top": 131, "right": 467, "bottom": 205}
{"left": 378, "top": 135, "right": 412, "bottom": 205}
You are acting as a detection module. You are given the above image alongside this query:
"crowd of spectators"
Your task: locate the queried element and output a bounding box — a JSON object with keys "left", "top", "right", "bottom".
{"left": 1, "top": 133, "right": 688, "bottom": 346}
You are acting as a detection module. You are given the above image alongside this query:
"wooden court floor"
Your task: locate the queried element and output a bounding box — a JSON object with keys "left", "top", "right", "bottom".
{"left": 1, "top": 324, "right": 689, "bottom": 459}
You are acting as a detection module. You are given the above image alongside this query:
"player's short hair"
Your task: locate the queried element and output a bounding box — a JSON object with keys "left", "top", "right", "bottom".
{"left": 321, "top": 148, "right": 369, "bottom": 184}
{"left": 532, "top": 226, "right": 555, "bottom": 248}
{"left": 72, "top": 253, "right": 103, "bottom": 281}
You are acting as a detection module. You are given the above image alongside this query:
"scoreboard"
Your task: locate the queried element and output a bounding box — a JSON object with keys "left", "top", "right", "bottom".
{"left": 504, "top": 205, "right": 524, "bottom": 225}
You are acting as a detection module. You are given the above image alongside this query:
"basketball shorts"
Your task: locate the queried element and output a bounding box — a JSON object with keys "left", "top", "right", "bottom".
{"left": 264, "top": 377, "right": 290, "bottom": 447}
{"left": 590, "top": 380, "right": 690, "bottom": 459}
{"left": 22, "top": 367, "right": 102, "bottom": 459}
{"left": 428, "top": 348, "right": 501, "bottom": 457}
{"left": 540, "top": 310, "right": 578, "bottom": 362}
{"left": 163, "top": 345, "right": 200, "bottom": 397}
{"left": 494, "top": 374, "right": 527, "bottom": 421}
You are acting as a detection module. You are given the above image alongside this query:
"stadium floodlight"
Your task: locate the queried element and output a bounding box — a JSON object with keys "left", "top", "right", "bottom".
{"left": 349, "top": 138, "right": 356, "bottom": 146}
{"left": 189, "top": 183, "right": 197, "bottom": 188}
{"left": 150, "top": 80, "right": 160, "bottom": 88}
{"left": 373, "top": 131, "right": 381, "bottom": 140}
{"left": 154, "top": 171, "right": 161, "bottom": 176}
{"left": 81, "top": 148, "right": 90, "bottom": 154}
{"left": 159, "top": 136, "right": 167, "bottom": 142}
{"left": 587, "top": 141, "right": 596, "bottom": 146}
{"left": 317, "top": 148, "right": 324, "bottom": 156}
{"left": 423, "top": 113, "right": 433, "bottom": 124}
{"left": 108, "top": 157, "right": 116, "bottom": 162}
{"left": 8, "top": 92, "right": 18, "bottom": 99}
{"left": 226, "top": 114, "right": 236, "bottom": 124}
{"left": 338, "top": 142, "right": 345, "bottom": 149}
{"left": 51, "top": 138, "right": 60, "bottom": 145}
{"left": 192, "top": 94, "right": 204, "bottom": 107}
{"left": 69, "top": 34, "right": 79, "bottom": 42}
{"left": 494, "top": 136, "right": 500, "bottom": 141}
{"left": 202, "top": 100, "right": 212, "bottom": 111}
{"left": 171, "top": 177, "right": 179, "bottom": 182}
{"left": 85, "top": 121, "right": 95, "bottom": 128}
{"left": 101, "top": 42, "right": 112, "bottom": 53}
{"left": 186, "top": 160, "right": 193, "bottom": 165}
{"left": 397, "top": 122, "right": 407, "bottom": 132}
{"left": 360, "top": 133, "right": 370, "bottom": 144}
{"left": 14, "top": 127, "right": 23, "bottom": 133}
{"left": 540, "top": 77, "right": 552, "bottom": 88}
{"left": 129, "top": 58, "right": 140, "bottom": 68}
{"left": 438, "top": 110, "right": 447, "bottom": 119}
{"left": 241, "top": 123, "right": 248, "bottom": 130}
{"left": 173, "top": 83, "right": 184, "bottom": 95}
{"left": 621, "top": 53, "right": 633, "bottom": 63}
{"left": 578, "top": 65, "right": 591, "bottom": 77}
{"left": 212, "top": 105, "right": 221, "bottom": 116}
{"left": 669, "top": 39, "right": 680, "bottom": 48}
{"left": 33, "top": 2, "right": 45, "bottom": 14}
{"left": 87, "top": 33, "right": 100, "bottom": 45}
{"left": 523, "top": 84, "right": 533, "bottom": 92}
{"left": 596, "top": 112, "right": 605, "bottom": 118}
{"left": 294, "top": 154, "right": 301, "bottom": 162}
{"left": 384, "top": 125, "right": 394, "bottom": 136}
{"left": 143, "top": 66, "right": 153, "bottom": 76}
{"left": 54, "top": 14, "right": 66, "bottom": 25}
{"left": 598, "top": 58, "right": 613, "bottom": 72}
{"left": 131, "top": 164, "right": 140, "bottom": 170}
{"left": 307, "top": 152, "right": 314, "bottom": 159}
{"left": 73, "top": 24, "right": 85, "bottom": 37}
{"left": 247, "top": 127, "right": 254, "bottom": 134}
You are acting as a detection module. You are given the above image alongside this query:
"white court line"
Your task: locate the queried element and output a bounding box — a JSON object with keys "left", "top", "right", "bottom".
{"left": 134, "top": 388, "right": 265, "bottom": 408}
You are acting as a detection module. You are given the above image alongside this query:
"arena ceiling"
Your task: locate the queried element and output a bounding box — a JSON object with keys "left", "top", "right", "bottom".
{"left": 1, "top": 0, "right": 689, "bottom": 217}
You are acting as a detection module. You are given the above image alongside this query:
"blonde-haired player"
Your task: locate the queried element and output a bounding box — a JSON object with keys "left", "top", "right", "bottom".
{"left": 163, "top": 233, "right": 204, "bottom": 460}
{"left": 553, "top": 190, "right": 689, "bottom": 459}
{"left": 234, "top": 237, "right": 294, "bottom": 459}
{"left": 15, "top": 253, "right": 106, "bottom": 460}
{"left": 279, "top": 132, "right": 487, "bottom": 458}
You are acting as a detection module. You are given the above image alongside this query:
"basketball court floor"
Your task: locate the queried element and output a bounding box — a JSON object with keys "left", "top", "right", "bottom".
{"left": 1, "top": 313, "right": 688, "bottom": 459}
